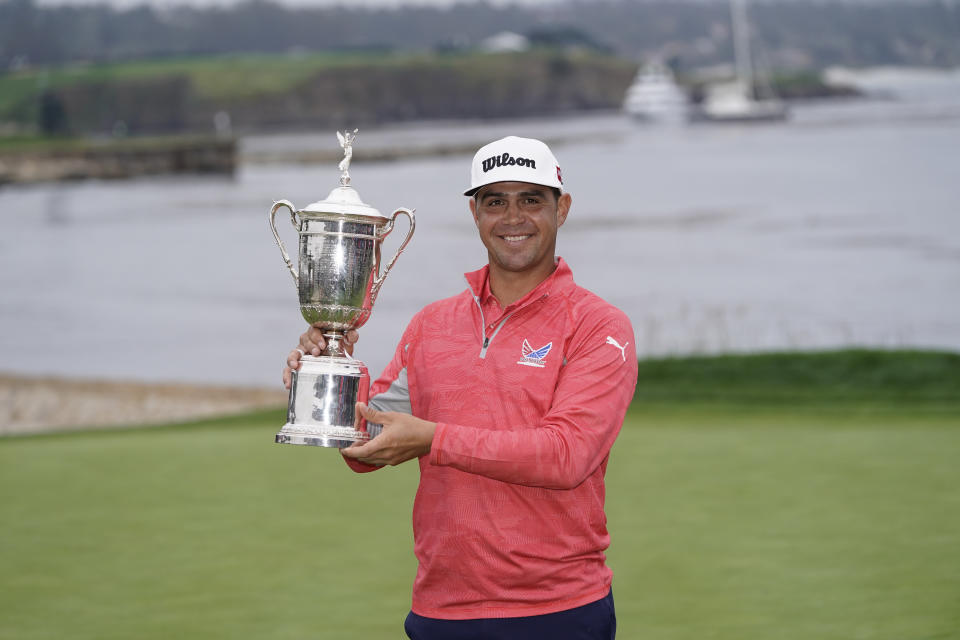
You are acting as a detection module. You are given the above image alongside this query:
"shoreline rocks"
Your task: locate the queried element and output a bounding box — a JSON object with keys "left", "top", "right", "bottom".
{"left": 0, "top": 374, "right": 285, "bottom": 436}
{"left": 0, "top": 136, "right": 236, "bottom": 185}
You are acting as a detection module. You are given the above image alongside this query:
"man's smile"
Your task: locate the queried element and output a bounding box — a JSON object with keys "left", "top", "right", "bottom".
{"left": 500, "top": 233, "right": 534, "bottom": 244}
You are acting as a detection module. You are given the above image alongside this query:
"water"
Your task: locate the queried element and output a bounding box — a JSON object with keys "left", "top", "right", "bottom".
{"left": 2, "top": 69, "right": 958, "bottom": 387}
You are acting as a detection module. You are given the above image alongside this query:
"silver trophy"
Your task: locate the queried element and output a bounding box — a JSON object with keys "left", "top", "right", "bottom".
{"left": 269, "top": 130, "right": 415, "bottom": 447}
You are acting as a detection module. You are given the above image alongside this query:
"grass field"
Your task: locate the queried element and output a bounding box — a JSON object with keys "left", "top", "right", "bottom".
{"left": 1, "top": 351, "right": 958, "bottom": 639}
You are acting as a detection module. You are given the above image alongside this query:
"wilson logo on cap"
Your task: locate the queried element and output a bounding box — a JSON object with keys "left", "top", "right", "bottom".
{"left": 464, "top": 136, "right": 564, "bottom": 196}
{"left": 481, "top": 152, "right": 537, "bottom": 173}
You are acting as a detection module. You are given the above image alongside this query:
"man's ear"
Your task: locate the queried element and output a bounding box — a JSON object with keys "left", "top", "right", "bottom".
{"left": 469, "top": 197, "right": 480, "bottom": 227}
{"left": 557, "top": 192, "right": 572, "bottom": 228}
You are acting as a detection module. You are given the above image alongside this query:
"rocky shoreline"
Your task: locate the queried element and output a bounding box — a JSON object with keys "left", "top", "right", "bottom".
{"left": 0, "top": 374, "right": 286, "bottom": 436}
{"left": 0, "top": 136, "right": 236, "bottom": 185}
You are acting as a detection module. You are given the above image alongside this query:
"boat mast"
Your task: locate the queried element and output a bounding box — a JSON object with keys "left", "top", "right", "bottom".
{"left": 730, "top": 0, "right": 755, "bottom": 98}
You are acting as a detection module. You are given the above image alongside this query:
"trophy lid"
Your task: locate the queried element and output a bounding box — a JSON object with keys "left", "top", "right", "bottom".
{"left": 299, "top": 185, "right": 386, "bottom": 220}
{"left": 297, "top": 128, "right": 387, "bottom": 220}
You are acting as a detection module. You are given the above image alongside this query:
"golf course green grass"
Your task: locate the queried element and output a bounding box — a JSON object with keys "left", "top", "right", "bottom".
{"left": 1, "top": 350, "right": 958, "bottom": 639}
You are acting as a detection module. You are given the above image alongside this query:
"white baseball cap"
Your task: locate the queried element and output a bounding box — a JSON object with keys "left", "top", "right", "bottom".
{"left": 464, "top": 136, "right": 564, "bottom": 196}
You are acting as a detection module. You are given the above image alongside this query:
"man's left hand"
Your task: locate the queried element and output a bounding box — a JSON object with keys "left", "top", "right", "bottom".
{"left": 341, "top": 403, "right": 436, "bottom": 467}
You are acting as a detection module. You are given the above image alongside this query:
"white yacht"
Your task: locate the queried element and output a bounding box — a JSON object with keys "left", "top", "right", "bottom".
{"left": 623, "top": 61, "right": 689, "bottom": 123}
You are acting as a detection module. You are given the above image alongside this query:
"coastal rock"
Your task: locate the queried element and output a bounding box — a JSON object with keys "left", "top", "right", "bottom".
{"left": 0, "top": 375, "right": 285, "bottom": 436}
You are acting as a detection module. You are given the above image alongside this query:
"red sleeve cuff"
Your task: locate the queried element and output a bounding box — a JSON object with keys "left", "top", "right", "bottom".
{"left": 341, "top": 452, "right": 381, "bottom": 473}
{"left": 429, "top": 422, "right": 449, "bottom": 467}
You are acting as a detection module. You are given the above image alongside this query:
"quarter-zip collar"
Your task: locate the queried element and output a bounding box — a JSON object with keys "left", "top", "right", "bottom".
{"left": 464, "top": 257, "right": 574, "bottom": 312}
{"left": 465, "top": 258, "right": 574, "bottom": 358}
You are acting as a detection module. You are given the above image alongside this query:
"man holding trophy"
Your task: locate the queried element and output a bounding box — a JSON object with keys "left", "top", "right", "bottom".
{"left": 281, "top": 135, "right": 637, "bottom": 639}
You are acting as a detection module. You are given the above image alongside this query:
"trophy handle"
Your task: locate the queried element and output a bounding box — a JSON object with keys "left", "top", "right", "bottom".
{"left": 269, "top": 199, "right": 300, "bottom": 288}
{"left": 371, "top": 207, "right": 416, "bottom": 303}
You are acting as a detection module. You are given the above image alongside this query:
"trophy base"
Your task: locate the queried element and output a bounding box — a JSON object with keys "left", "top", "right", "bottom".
{"left": 277, "top": 354, "right": 373, "bottom": 449}
{"left": 275, "top": 424, "right": 381, "bottom": 448}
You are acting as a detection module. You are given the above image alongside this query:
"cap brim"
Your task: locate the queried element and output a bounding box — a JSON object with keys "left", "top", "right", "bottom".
{"left": 463, "top": 181, "right": 562, "bottom": 197}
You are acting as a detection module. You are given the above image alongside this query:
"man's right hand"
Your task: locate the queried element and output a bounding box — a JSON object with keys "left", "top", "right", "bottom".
{"left": 283, "top": 326, "right": 359, "bottom": 389}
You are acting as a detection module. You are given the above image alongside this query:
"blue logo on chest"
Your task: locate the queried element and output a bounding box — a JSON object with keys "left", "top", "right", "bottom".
{"left": 517, "top": 339, "right": 552, "bottom": 368}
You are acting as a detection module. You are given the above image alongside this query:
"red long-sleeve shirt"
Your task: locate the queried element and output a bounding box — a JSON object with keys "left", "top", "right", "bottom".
{"left": 345, "top": 258, "right": 637, "bottom": 619}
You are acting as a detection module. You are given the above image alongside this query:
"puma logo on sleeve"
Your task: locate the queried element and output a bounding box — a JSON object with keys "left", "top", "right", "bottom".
{"left": 605, "top": 336, "right": 629, "bottom": 362}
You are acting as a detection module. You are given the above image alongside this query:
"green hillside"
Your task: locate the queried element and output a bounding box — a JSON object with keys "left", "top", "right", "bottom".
{"left": 1, "top": 50, "right": 636, "bottom": 137}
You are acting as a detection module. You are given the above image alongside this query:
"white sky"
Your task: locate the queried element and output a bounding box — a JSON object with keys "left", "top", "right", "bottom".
{"left": 34, "top": 0, "right": 567, "bottom": 8}
{"left": 32, "top": 0, "right": 923, "bottom": 9}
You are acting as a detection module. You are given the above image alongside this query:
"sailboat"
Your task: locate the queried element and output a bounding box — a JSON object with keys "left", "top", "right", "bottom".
{"left": 622, "top": 60, "right": 689, "bottom": 123}
{"left": 692, "top": 0, "right": 788, "bottom": 123}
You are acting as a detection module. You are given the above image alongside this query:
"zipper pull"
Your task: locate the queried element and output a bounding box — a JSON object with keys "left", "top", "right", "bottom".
{"left": 483, "top": 336, "right": 490, "bottom": 349}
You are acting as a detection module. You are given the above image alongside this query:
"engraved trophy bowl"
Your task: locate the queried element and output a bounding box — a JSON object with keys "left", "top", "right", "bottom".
{"left": 269, "top": 130, "right": 415, "bottom": 448}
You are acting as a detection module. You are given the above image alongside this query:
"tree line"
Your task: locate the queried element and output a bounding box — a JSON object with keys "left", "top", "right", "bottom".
{"left": 2, "top": 0, "right": 959, "bottom": 71}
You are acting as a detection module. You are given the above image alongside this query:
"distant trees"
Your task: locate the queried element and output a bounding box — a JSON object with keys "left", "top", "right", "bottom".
{"left": 2, "top": 0, "right": 959, "bottom": 71}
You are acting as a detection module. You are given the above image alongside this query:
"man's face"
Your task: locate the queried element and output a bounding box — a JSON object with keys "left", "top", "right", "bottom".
{"left": 469, "top": 181, "right": 571, "bottom": 276}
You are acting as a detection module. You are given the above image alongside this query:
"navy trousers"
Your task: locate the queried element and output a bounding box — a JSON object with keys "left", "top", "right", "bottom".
{"left": 404, "top": 590, "right": 616, "bottom": 640}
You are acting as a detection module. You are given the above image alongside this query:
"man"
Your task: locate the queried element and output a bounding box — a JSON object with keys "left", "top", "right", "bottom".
{"left": 283, "top": 136, "right": 637, "bottom": 639}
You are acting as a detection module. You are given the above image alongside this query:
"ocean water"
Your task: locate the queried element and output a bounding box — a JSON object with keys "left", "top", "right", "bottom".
{"left": 2, "top": 69, "right": 958, "bottom": 386}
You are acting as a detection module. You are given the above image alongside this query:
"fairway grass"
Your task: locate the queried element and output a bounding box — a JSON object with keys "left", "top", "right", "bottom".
{"left": 608, "top": 406, "right": 959, "bottom": 640}
{"left": 2, "top": 405, "right": 958, "bottom": 639}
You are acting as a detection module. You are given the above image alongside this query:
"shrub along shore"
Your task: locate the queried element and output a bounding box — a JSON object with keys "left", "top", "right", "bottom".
{"left": 633, "top": 348, "right": 960, "bottom": 410}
